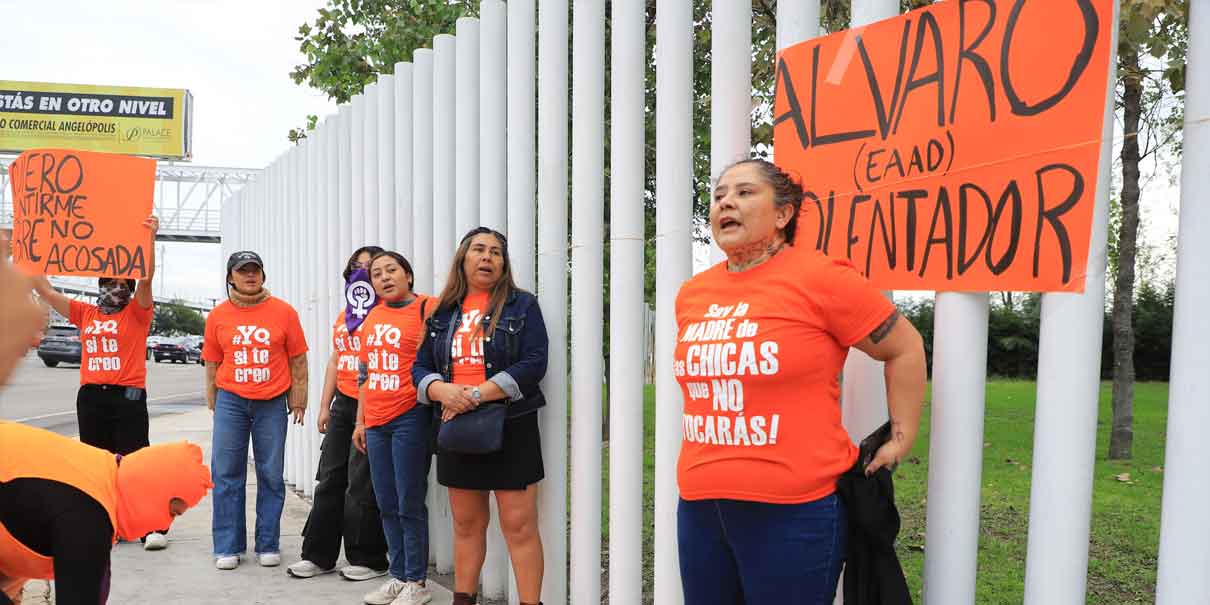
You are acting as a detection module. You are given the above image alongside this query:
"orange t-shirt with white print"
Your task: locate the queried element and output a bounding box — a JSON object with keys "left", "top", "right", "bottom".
{"left": 673, "top": 243, "right": 896, "bottom": 504}
{"left": 201, "top": 297, "right": 309, "bottom": 401}
{"left": 450, "top": 292, "right": 490, "bottom": 386}
{"left": 70, "top": 299, "right": 153, "bottom": 388}
{"left": 357, "top": 296, "right": 432, "bottom": 427}
{"left": 332, "top": 311, "right": 364, "bottom": 399}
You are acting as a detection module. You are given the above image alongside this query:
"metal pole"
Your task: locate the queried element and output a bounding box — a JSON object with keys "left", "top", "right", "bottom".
{"left": 431, "top": 32, "right": 458, "bottom": 575}
{"left": 338, "top": 105, "right": 353, "bottom": 271}
{"left": 654, "top": 1, "right": 693, "bottom": 603}
{"left": 394, "top": 63, "right": 414, "bottom": 261}
{"left": 777, "top": 0, "right": 819, "bottom": 49}
{"left": 351, "top": 94, "right": 366, "bottom": 248}
{"left": 433, "top": 34, "right": 458, "bottom": 296}
{"left": 480, "top": 0, "right": 508, "bottom": 234}
{"left": 456, "top": 17, "right": 481, "bottom": 238}
{"left": 608, "top": 0, "right": 645, "bottom": 601}
{"left": 537, "top": 0, "right": 569, "bottom": 601}
{"left": 377, "top": 75, "right": 397, "bottom": 251}
{"left": 304, "top": 134, "right": 320, "bottom": 494}
{"left": 507, "top": 0, "right": 537, "bottom": 293}
{"left": 1023, "top": 3, "right": 1118, "bottom": 602}
{"left": 410, "top": 47, "right": 442, "bottom": 566}
{"left": 476, "top": 5, "right": 511, "bottom": 598}
{"left": 707, "top": 0, "right": 751, "bottom": 265}
{"left": 1155, "top": 1, "right": 1210, "bottom": 600}
{"left": 412, "top": 50, "right": 435, "bottom": 296}
{"left": 840, "top": 0, "right": 898, "bottom": 446}
{"left": 364, "top": 82, "right": 381, "bottom": 246}
{"left": 923, "top": 293, "right": 988, "bottom": 604}
{"left": 569, "top": 0, "right": 604, "bottom": 602}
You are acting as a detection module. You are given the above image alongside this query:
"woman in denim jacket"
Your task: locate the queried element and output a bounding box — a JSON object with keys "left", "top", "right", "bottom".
{"left": 412, "top": 227, "right": 549, "bottom": 605}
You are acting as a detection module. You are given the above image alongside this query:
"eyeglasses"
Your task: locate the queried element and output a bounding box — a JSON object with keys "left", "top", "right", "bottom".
{"left": 460, "top": 226, "right": 508, "bottom": 246}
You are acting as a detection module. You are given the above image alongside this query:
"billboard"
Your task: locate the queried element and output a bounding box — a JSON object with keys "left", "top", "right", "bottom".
{"left": 0, "top": 81, "right": 193, "bottom": 160}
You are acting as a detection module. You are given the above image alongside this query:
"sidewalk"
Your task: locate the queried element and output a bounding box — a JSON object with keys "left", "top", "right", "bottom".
{"left": 107, "top": 407, "right": 454, "bottom": 605}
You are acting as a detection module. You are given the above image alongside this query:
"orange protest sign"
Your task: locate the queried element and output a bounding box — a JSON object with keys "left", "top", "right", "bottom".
{"left": 773, "top": 0, "right": 1114, "bottom": 292}
{"left": 8, "top": 149, "right": 155, "bottom": 279}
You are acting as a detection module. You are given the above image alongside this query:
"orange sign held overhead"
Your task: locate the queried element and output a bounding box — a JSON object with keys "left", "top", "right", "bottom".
{"left": 8, "top": 149, "right": 155, "bottom": 279}
{"left": 773, "top": 0, "right": 1114, "bottom": 292}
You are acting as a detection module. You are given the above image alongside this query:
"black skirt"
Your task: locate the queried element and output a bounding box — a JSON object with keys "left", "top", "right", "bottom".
{"left": 437, "top": 411, "right": 544, "bottom": 490}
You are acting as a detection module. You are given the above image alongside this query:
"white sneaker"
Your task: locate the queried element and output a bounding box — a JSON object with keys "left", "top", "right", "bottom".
{"left": 143, "top": 532, "right": 168, "bottom": 551}
{"left": 258, "top": 552, "right": 282, "bottom": 567}
{"left": 364, "top": 578, "right": 408, "bottom": 605}
{"left": 215, "top": 555, "right": 240, "bottom": 570}
{"left": 390, "top": 582, "right": 433, "bottom": 605}
{"left": 287, "top": 559, "right": 335, "bottom": 578}
{"left": 20, "top": 579, "right": 54, "bottom": 605}
{"left": 340, "top": 564, "right": 389, "bottom": 581}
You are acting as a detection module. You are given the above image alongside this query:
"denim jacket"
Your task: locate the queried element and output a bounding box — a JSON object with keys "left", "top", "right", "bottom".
{"left": 412, "top": 289, "right": 548, "bottom": 418}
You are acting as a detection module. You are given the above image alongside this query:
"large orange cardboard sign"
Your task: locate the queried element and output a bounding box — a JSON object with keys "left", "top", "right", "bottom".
{"left": 8, "top": 149, "right": 155, "bottom": 279}
{"left": 773, "top": 0, "right": 1114, "bottom": 292}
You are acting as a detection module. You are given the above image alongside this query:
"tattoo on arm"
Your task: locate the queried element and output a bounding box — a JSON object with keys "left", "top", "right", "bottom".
{"left": 869, "top": 310, "right": 900, "bottom": 344}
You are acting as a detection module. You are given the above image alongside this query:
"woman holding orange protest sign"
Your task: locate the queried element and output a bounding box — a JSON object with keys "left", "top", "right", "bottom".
{"left": 348, "top": 250, "right": 434, "bottom": 605}
{"left": 673, "top": 159, "right": 927, "bottom": 604}
{"left": 413, "top": 227, "right": 549, "bottom": 605}
{"left": 287, "top": 246, "right": 390, "bottom": 582}
{"left": 32, "top": 215, "right": 172, "bottom": 551}
{"left": 202, "top": 251, "right": 309, "bottom": 571}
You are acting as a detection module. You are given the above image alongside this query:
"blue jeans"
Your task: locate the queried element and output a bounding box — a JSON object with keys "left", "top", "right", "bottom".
{"left": 366, "top": 405, "right": 432, "bottom": 582}
{"left": 211, "top": 389, "right": 288, "bottom": 557}
{"left": 678, "top": 494, "right": 847, "bottom": 605}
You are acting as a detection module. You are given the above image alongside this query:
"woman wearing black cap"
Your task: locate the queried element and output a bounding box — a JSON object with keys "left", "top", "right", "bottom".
{"left": 201, "top": 251, "right": 309, "bottom": 570}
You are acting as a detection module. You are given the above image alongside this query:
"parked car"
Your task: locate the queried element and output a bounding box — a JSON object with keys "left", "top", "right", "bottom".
{"left": 147, "top": 335, "right": 168, "bottom": 360}
{"left": 153, "top": 337, "right": 191, "bottom": 364}
{"left": 38, "top": 325, "right": 81, "bottom": 367}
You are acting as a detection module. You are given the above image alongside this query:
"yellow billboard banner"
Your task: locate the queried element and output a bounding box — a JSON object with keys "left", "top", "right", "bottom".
{"left": 0, "top": 81, "right": 192, "bottom": 160}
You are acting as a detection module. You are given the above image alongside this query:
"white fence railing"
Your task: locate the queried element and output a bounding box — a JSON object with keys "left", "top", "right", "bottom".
{"left": 220, "top": 1, "right": 1209, "bottom": 604}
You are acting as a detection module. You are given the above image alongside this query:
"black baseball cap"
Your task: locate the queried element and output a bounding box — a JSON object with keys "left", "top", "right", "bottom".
{"left": 226, "top": 251, "right": 264, "bottom": 274}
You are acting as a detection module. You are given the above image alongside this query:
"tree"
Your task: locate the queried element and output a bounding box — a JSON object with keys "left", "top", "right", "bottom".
{"left": 1108, "top": 0, "right": 1186, "bottom": 460}
{"left": 152, "top": 302, "right": 206, "bottom": 336}
{"left": 287, "top": 0, "right": 480, "bottom": 142}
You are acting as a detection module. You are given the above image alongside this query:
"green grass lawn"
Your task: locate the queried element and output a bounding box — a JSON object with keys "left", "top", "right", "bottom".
{"left": 601, "top": 380, "right": 1169, "bottom": 603}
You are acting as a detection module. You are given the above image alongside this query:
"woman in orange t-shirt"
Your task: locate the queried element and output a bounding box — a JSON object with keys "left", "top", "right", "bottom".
{"left": 201, "top": 251, "right": 309, "bottom": 572}
{"left": 287, "top": 246, "right": 389, "bottom": 582}
{"left": 673, "top": 159, "right": 927, "bottom": 604}
{"left": 349, "top": 251, "right": 435, "bottom": 605}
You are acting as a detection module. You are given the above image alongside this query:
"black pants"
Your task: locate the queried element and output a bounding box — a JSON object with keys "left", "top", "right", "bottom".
{"left": 75, "top": 384, "right": 163, "bottom": 540}
{"left": 300, "top": 393, "right": 389, "bottom": 570}
{"left": 75, "top": 384, "right": 150, "bottom": 456}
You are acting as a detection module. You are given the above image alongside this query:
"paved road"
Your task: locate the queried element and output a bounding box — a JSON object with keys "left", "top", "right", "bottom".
{"left": 0, "top": 352, "right": 208, "bottom": 435}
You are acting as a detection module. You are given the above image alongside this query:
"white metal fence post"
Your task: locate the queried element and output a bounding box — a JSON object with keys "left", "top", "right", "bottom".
{"left": 394, "top": 64, "right": 414, "bottom": 261}
{"left": 707, "top": 0, "right": 751, "bottom": 265}
{"left": 569, "top": 0, "right": 605, "bottom": 602}
{"left": 480, "top": 0, "right": 508, "bottom": 235}
{"left": 1154, "top": 2, "right": 1210, "bottom": 601}
{"left": 456, "top": 17, "right": 481, "bottom": 239}
{"left": 507, "top": 0, "right": 537, "bottom": 294}
{"left": 653, "top": 1, "right": 693, "bottom": 603}
{"left": 608, "top": 0, "right": 646, "bottom": 602}
{"left": 1023, "top": 4, "right": 1119, "bottom": 602}
{"left": 377, "top": 75, "right": 397, "bottom": 251}
{"left": 537, "top": 0, "right": 570, "bottom": 601}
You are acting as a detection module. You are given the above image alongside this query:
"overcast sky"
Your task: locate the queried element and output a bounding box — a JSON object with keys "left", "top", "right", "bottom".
{"left": 2, "top": 0, "right": 335, "bottom": 302}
